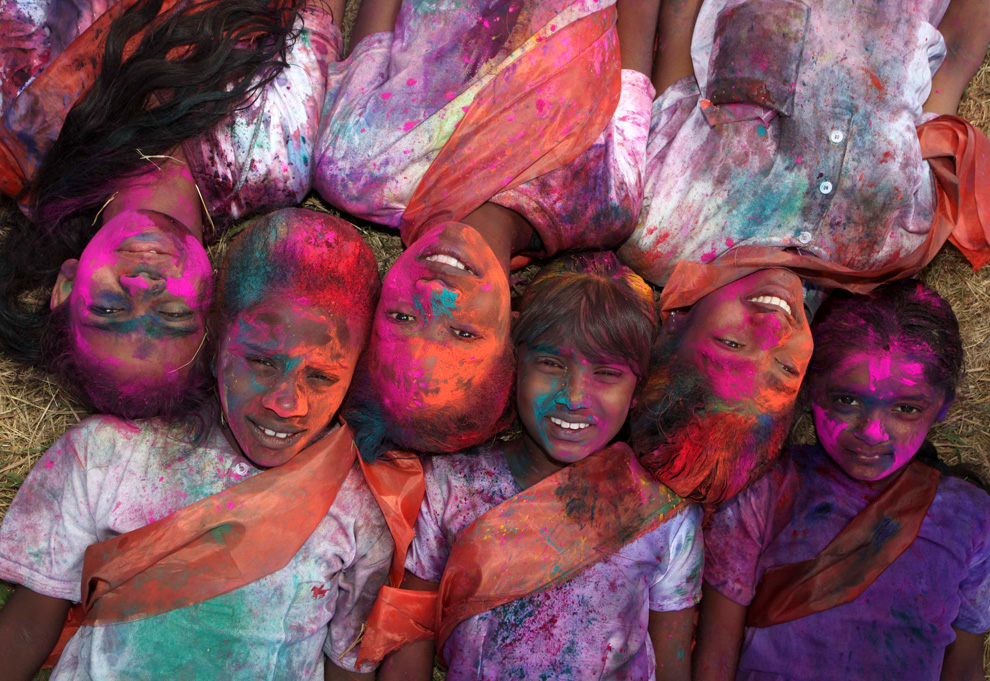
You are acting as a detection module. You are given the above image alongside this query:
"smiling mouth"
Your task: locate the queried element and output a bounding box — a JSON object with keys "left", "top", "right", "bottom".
{"left": 549, "top": 416, "right": 590, "bottom": 431}
{"left": 248, "top": 418, "right": 303, "bottom": 448}
{"left": 425, "top": 254, "right": 471, "bottom": 272}
{"left": 747, "top": 295, "right": 792, "bottom": 317}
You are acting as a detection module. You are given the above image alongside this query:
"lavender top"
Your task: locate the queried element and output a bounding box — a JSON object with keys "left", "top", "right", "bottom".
{"left": 407, "top": 445, "right": 703, "bottom": 681}
{"left": 0, "top": 415, "right": 392, "bottom": 679}
{"left": 705, "top": 445, "right": 990, "bottom": 681}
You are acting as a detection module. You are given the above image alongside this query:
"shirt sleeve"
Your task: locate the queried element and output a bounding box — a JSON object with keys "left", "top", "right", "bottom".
{"left": 0, "top": 421, "right": 101, "bottom": 602}
{"left": 703, "top": 469, "right": 781, "bottom": 606}
{"left": 324, "top": 522, "right": 393, "bottom": 673}
{"left": 405, "top": 459, "right": 451, "bottom": 584}
{"left": 648, "top": 503, "right": 704, "bottom": 612}
{"left": 951, "top": 488, "right": 990, "bottom": 634}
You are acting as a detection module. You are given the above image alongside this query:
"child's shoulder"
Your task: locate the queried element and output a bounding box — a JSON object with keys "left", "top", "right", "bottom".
{"left": 934, "top": 470, "right": 990, "bottom": 525}
{"left": 59, "top": 412, "right": 215, "bottom": 464}
{"left": 423, "top": 443, "right": 510, "bottom": 488}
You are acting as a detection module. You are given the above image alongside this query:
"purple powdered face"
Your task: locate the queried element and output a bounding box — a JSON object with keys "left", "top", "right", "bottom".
{"left": 811, "top": 345, "right": 949, "bottom": 486}
{"left": 53, "top": 208, "right": 212, "bottom": 393}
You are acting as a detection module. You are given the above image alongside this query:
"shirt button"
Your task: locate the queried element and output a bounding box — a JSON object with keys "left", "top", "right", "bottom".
{"left": 819, "top": 180, "right": 833, "bottom": 195}
{"left": 797, "top": 231, "right": 813, "bottom": 244}
{"left": 232, "top": 462, "right": 251, "bottom": 476}
{"left": 829, "top": 130, "right": 844, "bottom": 144}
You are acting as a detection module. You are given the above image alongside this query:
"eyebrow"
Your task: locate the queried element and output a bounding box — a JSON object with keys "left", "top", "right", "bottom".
{"left": 239, "top": 341, "right": 347, "bottom": 369}
{"left": 82, "top": 316, "right": 199, "bottom": 338}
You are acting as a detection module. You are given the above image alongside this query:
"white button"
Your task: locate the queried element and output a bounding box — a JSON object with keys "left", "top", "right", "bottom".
{"left": 232, "top": 462, "right": 251, "bottom": 476}
{"left": 819, "top": 180, "right": 833, "bottom": 194}
{"left": 829, "top": 130, "right": 844, "bottom": 144}
{"left": 797, "top": 231, "right": 813, "bottom": 244}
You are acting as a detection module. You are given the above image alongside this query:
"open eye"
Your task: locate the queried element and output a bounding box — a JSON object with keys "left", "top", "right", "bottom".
{"left": 536, "top": 357, "right": 565, "bottom": 371}
{"left": 158, "top": 303, "right": 195, "bottom": 320}
{"left": 248, "top": 357, "right": 276, "bottom": 369}
{"left": 833, "top": 395, "right": 860, "bottom": 407}
{"left": 451, "top": 327, "right": 478, "bottom": 340}
{"left": 716, "top": 338, "right": 744, "bottom": 349}
{"left": 893, "top": 404, "right": 922, "bottom": 415}
{"left": 388, "top": 311, "right": 416, "bottom": 322}
{"left": 776, "top": 358, "right": 800, "bottom": 376}
{"left": 89, "top": 305, "right": 125, "bottom": 316}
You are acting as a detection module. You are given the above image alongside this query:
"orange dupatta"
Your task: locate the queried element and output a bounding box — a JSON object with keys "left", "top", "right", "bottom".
{"left": 0, "top": 0, "right": 190, "bottom": 201}
{"left": 80, "top": 424, "right": 358, "bottom": 624}
{"left": 746, "top": 460, "right": 939, "bottom": 627}
{"left": 398, "top": 4, "right": 622, "bottom": 242}
{"left": 434, "top": 443, "right": 686, "bottom": 662}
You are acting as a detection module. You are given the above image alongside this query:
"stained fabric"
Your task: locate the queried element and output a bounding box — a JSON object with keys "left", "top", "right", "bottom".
{"left": 80, "top": 423, "right": 358, "bottom": 624}
{"left": 618, "top": 0, "right": 970, "bottom": 286}
{"left": 704, "top": 444, "right": 990, "bottom": 681}
{"left": 746, "top": 460, "right": 939, "bottom": 627}
{"left": 0, "top": 415, "right": 392, "bottom": 678}
{"left": 314, "top": 0, "right": 648, "bottom": 258}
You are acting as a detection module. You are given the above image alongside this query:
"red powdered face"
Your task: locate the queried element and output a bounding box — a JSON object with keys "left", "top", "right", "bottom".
{"left": 368, "top": 222, "right": 513, "bottom": 451}
{"left": 668, "top": 268, "right": 813, "bottom": 414}
{"left": 55, "top": 209, "right": 212, "bottom": 395}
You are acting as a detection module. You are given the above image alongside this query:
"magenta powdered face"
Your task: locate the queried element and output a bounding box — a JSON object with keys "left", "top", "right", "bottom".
{"left": 811, "top": 346, "right": 948, "bottom": 484}
{"left": 57, "top": 209, "right": 212, "bottom": 392}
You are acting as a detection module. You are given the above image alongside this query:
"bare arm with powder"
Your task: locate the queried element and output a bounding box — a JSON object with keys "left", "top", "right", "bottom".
{"left": 649, "top": 606, "right": 696, "bottom": 681}
{"left": 692, "top": 581, "right": 747, "bottom": 681}
{"left": 617, "top": 0, "right": 663, "bottom": 77}
{"left": 347, "top": 0, "right": 401, "bottom": 55}
{"left": 324, "top": 659, "right": 374, "bottom": 681}
{"left": 0, "top": 585, "right": 72, "bottom": 681}
{"left": 653, "top": 0, "right": 704, "bottom": 95}
{"left": 376, "top": 571, "right": 439, "bottom": 681}
{"left": 925, "top": 0, "right": 990, "bottom": 115}
{"left": 939, "top": 628, "right": 986, "bottom": 681}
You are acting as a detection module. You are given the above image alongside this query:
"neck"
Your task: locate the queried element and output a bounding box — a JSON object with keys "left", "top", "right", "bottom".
{"left": 460, "top": 203, "right": 534, "bottom": 276}
{"left": 503, "top": 434, "right": 566, "bottom": 490}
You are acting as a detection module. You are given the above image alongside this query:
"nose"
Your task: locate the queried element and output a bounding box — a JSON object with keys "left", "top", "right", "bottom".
{"left": 261, "top": 376, "right": 308, "bottom": 418}
{"left": 413, "top": 278, "right": 460, "bottom": 320}
{"left": 559, "top": 372, "right": 590, "bottom": 410}
{"left": 120, "top": 272, "right": 165, "bottom": 296}
{"left": 750, "top": 314, "right": 789, "bottom": 350}
{"left": 854, "top": 413, "right": 889, "bottom": 446}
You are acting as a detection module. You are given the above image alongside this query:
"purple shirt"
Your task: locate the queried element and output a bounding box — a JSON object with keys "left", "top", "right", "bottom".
{"left": 407, "top": 445, "right": 703, "bottom": 681}
{"left": 705, "top": 445, "right": 990, "bottom": 681}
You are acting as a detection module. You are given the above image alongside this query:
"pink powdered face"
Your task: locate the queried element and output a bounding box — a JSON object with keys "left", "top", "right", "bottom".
{"left": 58, "top": 209, "right": 212, "bottom": 388}
{"left": 217, "top": 299, "right": 363, "bottom": 468}
{"left": 811, "top": 347, "right": 948, "bottom": 483}
{"left": 516, "top": 343, "right": 637, "bottom": 466}
{"left": 670, "top": 269, "right": 813, "bottom": 414}
{"left": 369, "top": 222, "right": 512, "bottom": 443}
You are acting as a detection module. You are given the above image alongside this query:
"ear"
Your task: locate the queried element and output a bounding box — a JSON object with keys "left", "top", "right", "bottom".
{"left": 50, "top": 259, "right": 79, "bottom": 309}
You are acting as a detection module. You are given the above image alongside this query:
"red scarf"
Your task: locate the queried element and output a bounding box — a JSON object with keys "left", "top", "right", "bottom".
{"left": 746, "top": 460, "right": 940, "bottom": 627}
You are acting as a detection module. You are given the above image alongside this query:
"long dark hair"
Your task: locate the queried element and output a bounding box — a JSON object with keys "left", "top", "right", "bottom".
{"left": 0, "top": 0, "right": 302, "bottom": 378}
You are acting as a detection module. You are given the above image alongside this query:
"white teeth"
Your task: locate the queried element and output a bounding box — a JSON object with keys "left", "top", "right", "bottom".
{"left": 426, "top": 254, "right": 468, "bottom": 271}
{"left": 550, "top": 417, "right": 589, "bottom": 430}
{"left": 748, "top": 295, "right": 792, "bottom": 317}
{"left": 257, "top": 424, "right": 291, "bottom": 439}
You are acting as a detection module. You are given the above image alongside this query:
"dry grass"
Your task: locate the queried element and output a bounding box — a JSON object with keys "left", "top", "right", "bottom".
{"left": 0, "top": 9, "right": 987, "bottom": 677}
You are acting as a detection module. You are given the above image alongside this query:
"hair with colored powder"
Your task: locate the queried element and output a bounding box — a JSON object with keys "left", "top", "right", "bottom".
{"left": 807, "top": 279, "right": 985, "bottom": 490}
{"left": 630, "top": 331, "right": 795, "bottom": 506}
{"left": 512, "top": 251, "right": 658, "bottom": 385}
{"left": 0, "top": 0, "right": 303, "bottom": 415}
{"left": 214, "top": 208, "right": 380, "bottom": 338}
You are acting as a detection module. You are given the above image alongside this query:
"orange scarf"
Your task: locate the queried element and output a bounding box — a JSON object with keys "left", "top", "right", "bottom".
{"left": 80, "top": 423, "right": 358, "bottom": 624}
{"left": 746, "top": 460, "right": 939, "bottom": 627}
{"left": 399, "top": 5, "right": 622, "bottom": 242}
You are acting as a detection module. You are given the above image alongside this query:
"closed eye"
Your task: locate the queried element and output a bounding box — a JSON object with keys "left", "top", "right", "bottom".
{"left": 248, "top": 357, "right": 276, "bottom": 369}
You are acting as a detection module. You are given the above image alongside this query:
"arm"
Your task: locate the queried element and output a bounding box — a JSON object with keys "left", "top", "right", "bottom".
{"left": 653, "top": 0, "right": 704, "bottom": 94}
{"left": 649, "top": 606, "right": 696, "bottom": 681}
{"left": 347, "top": 0, "right": 402, "bottom": 54}
{"left": 324, "top": 660, "right": 374, "bottom": 681}
{"left": 939, "top": 628, "right": 986, "bottom": 681}
{"left": 0, "top": 586, "right": 72, "bottom": 681}
{"left": 924, "top": 0, "right": 990, "bottom": 115}
{"left": 692, "top": 581, "right": 747, "bottom": 681}
{"left": 377, "top": 571, "right": 439, "bottom": 681}
{"left": 617, "top": 0, "right": 663, "bottom": 77}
